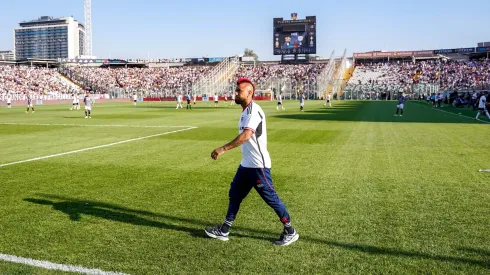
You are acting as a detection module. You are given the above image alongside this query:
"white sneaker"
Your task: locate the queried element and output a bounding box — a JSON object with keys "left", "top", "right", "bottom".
{"left": 85, "top": 116, "right": 88, "bottom": 119}
{"left": 204, "top": 225, "right": 229, "bottom": 241}
{"left": 274, "top": 229, "right": 299, "bottom": 246}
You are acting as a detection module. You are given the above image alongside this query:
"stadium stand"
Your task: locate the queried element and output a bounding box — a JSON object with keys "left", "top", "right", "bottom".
{"left": 0, "top": 66, "right": 80, "bottom": 96}
{"left": 343, "top": 59, "right": 490, "bottom": 99}
{"left": 1, "top": 58, "right": 488, "bottom": 101}
{"left": 59, "top": 66, "right": 213, "bottom": 96}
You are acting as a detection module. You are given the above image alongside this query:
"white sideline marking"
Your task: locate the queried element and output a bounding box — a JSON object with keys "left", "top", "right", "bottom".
{"left": 414, "top": 103, "right": 490, "bottom": 124}
{"left": 0, "top": 127, "right": 196, "bottom": 168}
{"left": 0, "top": 253, "right": 130, "bottom": 275}
{"left": 0, "top": 122, "right": 195, "bottom": 128}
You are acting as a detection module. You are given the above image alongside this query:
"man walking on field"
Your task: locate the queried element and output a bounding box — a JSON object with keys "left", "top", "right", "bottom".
{"left": 205, "top": 77, "right": 299, "bottom": 246}
{"left": 476, "top": 91, "right": 490, "bottom": 120}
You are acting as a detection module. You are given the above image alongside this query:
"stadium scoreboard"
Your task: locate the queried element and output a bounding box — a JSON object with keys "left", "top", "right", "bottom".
{"left": 273, "top": 15, "right": 316, "bottom": 55}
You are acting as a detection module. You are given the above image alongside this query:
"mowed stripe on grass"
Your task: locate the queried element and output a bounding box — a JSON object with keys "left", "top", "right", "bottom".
{"left": 0, "top": 127, "right": 196, "bottom": 168}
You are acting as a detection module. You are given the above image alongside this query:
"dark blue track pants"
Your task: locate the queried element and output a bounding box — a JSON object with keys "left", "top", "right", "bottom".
{"left": 225, "top": 165, "right": 291, "bottom": 224}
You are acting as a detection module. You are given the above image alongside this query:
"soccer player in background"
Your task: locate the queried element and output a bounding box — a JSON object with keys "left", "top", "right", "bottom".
{"left": 84, "top": 92, "right": 93, "bottom": 118}
{"left": 299, "top": 92, "right": 305, "bottom": 111}
{"left": 133, "top": 93, "right": 138, "bottom": 106}
{"left": 186, "top": 93, "right": 192, "bottom": 109}
{"left": 276, "top": 92, "right": 285, "bottom": 110}
{"left": 214, "top": 94, "right": 219, "bottom": 107}
{"left": 70, "top": 93, "right": 78, "bottom": 110}
{"left": 224, "top": 93, "right": 228, "bottom": 106}
{"left": 176, "top": 94, "right": 183, "bottom": 109}
{"left": 75, "top": 93, "right": 80, "bottom": 110}
{"left": 476, "top": 91, "right": 490, "bottom": 120}
{"left": 324, "top": 93, "right": 332, "bottom": 107}
{"left": 205, "top": 77, "right": 299, "bottom": 246}
{"left": 231, "top": 93, "right": 236, "bottom": 106}
{"left": 6, "top": 93, "right": 12, "bottom": 109}
{"left": 193, "top": 94, "right": 197, "bottom": 106}
{"left": 26, "top": 93, "right": 35, "bottom": 113}
{"left": 394, "top": 92, "right": 407, "bottom": 116}
{"left": 70, "top": 93, "right": 76, "bottom": 110}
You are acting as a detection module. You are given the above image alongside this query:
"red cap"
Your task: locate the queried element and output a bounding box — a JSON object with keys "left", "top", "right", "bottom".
{"left": 237, "top": 77, "right": 255, "bottom": 91}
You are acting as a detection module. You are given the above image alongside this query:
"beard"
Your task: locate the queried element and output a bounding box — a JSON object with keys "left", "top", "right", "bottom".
{"left": 235, "top": 97, "right": 244, "bottom": 104}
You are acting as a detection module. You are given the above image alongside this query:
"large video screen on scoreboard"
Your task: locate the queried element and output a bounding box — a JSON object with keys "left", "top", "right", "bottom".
{"left": 273, "top": 16, "right": 316, "bottom": 55}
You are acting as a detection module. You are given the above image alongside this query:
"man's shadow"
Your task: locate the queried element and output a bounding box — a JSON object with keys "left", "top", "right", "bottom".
{"left": 24, "top": 195, "right": 490, "bottom": 269}
{"left": 23, "top": 195, "right": 272, "bottom": 242}
{"left": 23, "top": 197, "right": 204, "bottom": 236}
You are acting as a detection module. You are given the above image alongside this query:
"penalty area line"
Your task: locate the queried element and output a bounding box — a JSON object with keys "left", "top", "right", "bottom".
{"left": 0, "top": 126, "right": 197, "bottom": 168}
{"left": 0, "top": 253, "right": 130, "bottom": 275}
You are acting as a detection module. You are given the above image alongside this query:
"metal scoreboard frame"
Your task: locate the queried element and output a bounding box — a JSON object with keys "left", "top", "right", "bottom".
{"left": 273, "top": 15, "right": 316, "bottom": 56}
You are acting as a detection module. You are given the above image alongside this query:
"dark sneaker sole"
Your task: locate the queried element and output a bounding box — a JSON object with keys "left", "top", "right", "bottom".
{"left": 204, "top": 229, "right": 229, "bottom": 241}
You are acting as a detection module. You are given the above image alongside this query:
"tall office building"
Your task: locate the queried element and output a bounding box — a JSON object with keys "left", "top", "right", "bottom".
{"left": 14, "top": 16, "right": 85, "bottom": 59}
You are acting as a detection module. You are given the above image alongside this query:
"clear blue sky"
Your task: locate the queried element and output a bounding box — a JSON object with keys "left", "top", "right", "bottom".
{"left": 0, "top": 0, "right": 488, "bottom": 60}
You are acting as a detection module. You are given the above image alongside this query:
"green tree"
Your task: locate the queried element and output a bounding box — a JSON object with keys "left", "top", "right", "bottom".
{"left": 243, "top": 48, "right": 259, "bottom": 61}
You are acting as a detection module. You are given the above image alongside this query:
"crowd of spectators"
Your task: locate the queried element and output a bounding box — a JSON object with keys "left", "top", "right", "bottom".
{"left": 0, "top": 66, "right": 80, "bottom": 96}
{"left": 235, "top": 64, "right": 326, "bottom": 93}
{"left": 58, "top": 64, "right": 328, "bottom": 97}
{"left": 61, "top": 66, "right": 213, "bottom": 95}
{"left": 4, "top": 59, "right": 487, "bottom": 101}
{"left": 348, "top": 59, "right": 490, "bottom": 91}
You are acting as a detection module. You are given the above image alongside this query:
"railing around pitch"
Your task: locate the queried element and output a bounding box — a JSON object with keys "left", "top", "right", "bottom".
{"left": 192, "top": 56, "right": 239, "bottom": 96}
{"left": 331, "top": 49, "right": 348, "bottom": 98}
{"left": 316, "top": 51, "right": 336, "bottom": 98}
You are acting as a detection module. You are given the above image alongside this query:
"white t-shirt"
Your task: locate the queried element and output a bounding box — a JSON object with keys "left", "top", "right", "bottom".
{"left": 238, "top": 102, "right": 271, "bottom": 168}
{"left": 133, "top": 95, "right": 138, "bottom": 101}
{"left": 7, "top": 95, "right": 11, "bottom": 103}
{"left": 327, "top": 94, "right": 331, "bottom": 101}
{"left": 278, "top": 94, "right": 282, "bottom": 102}
{"left": 478, "top": 95, "right": 487, "bottom": 109}
{"left": 177, "top": 95, "right": 182, "bottom": 102}
{"left": 214, "top": 95, "right": 218, "bottom": 102}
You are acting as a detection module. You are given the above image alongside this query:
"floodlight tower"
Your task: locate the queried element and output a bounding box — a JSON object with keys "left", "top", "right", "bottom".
{"left": 84, "top": 0, "right": 92, "bottom": 56}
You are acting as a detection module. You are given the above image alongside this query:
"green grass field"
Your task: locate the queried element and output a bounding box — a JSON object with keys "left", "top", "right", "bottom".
{"left": 0, "top": 100, "right": 489, "bottom": 274}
